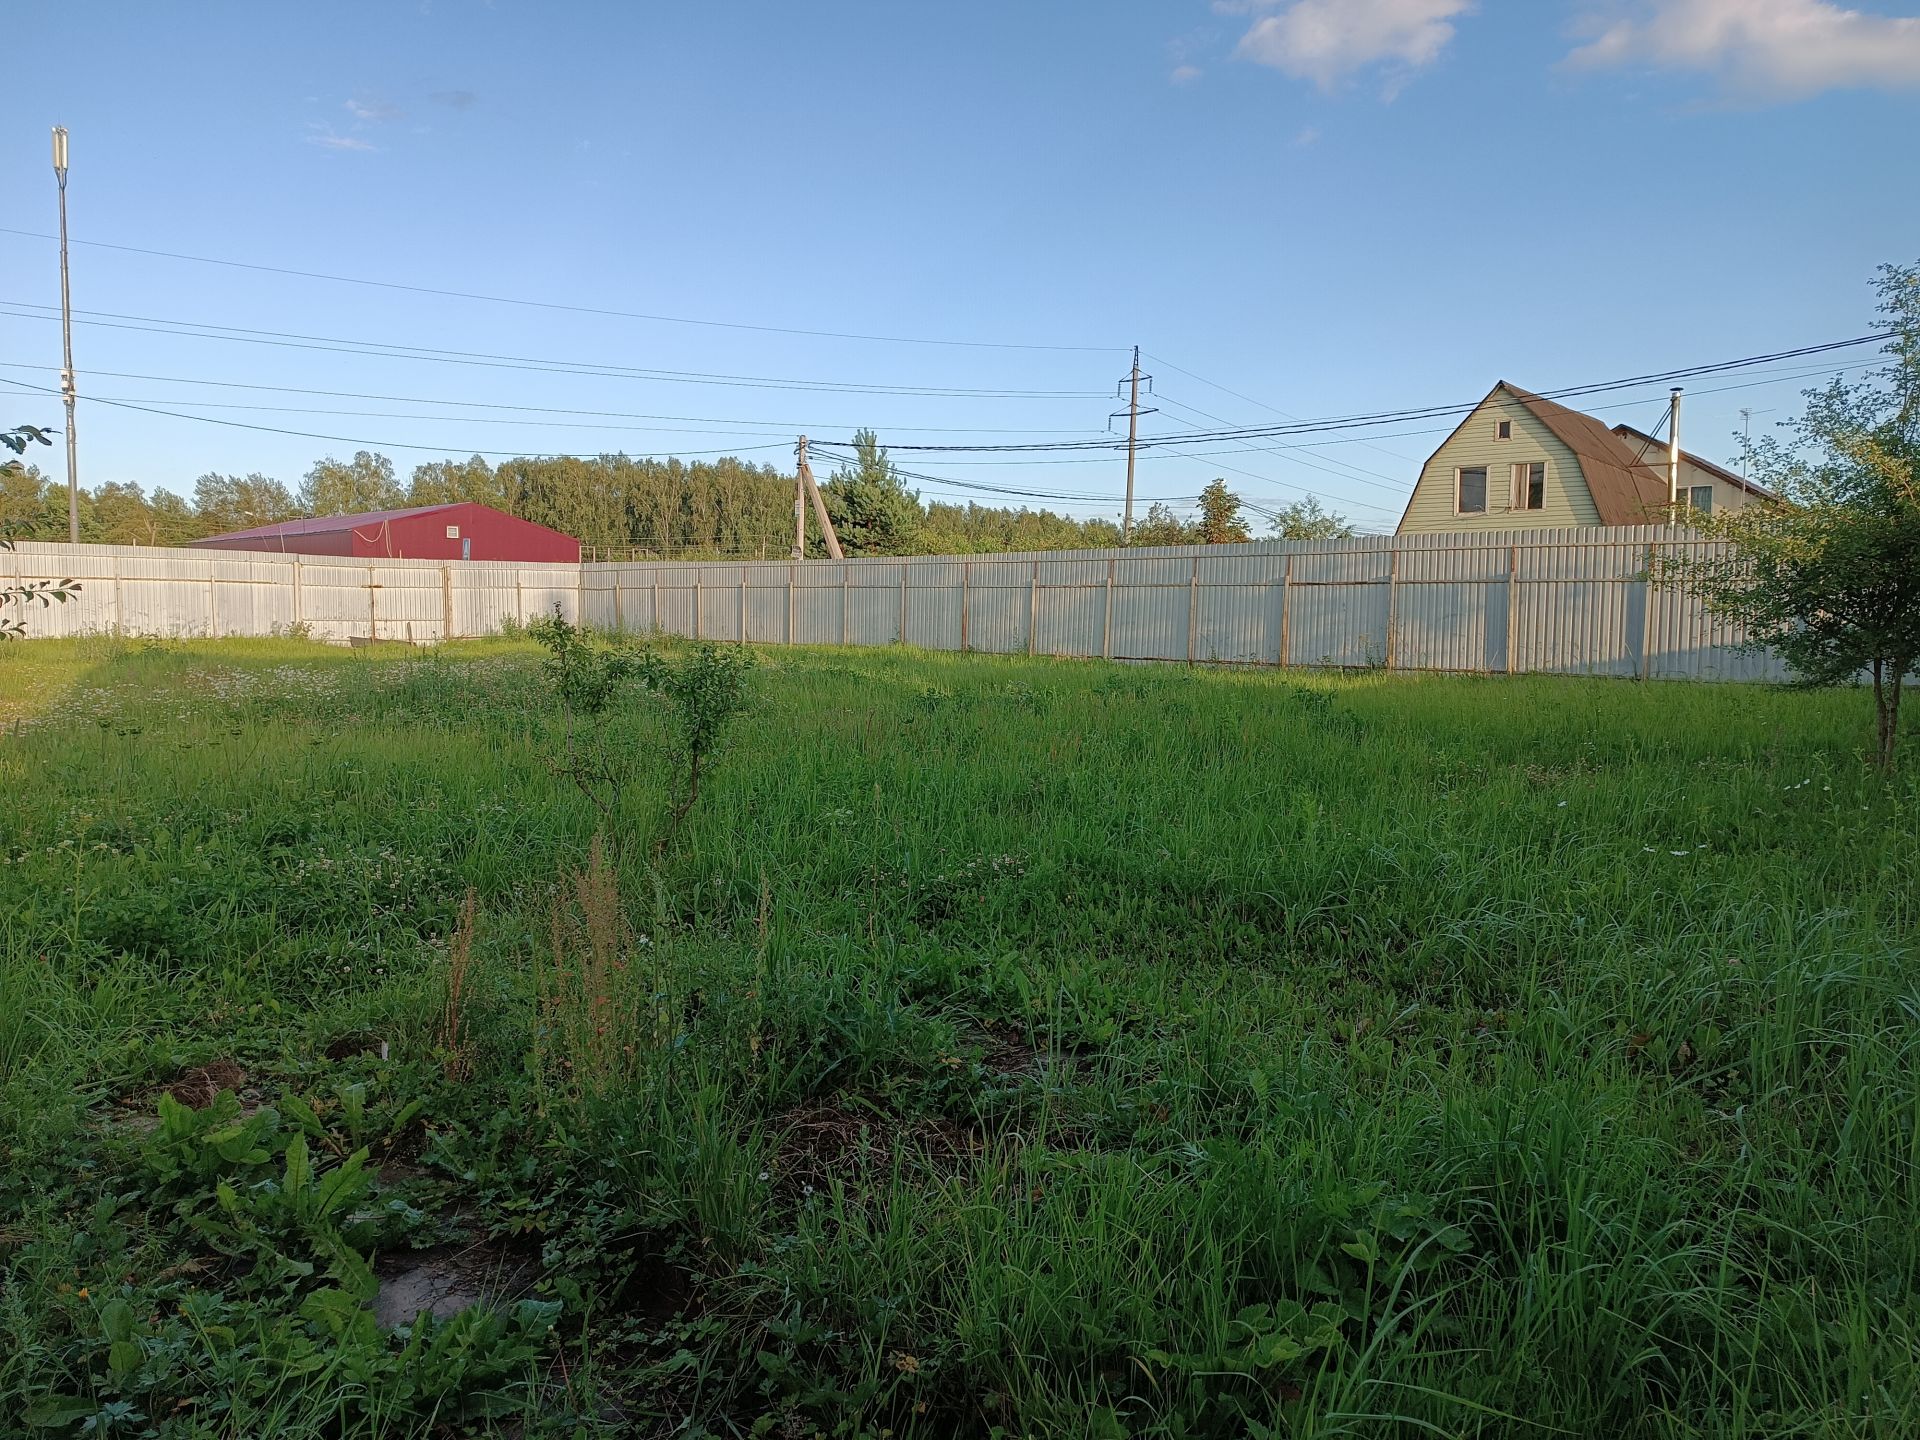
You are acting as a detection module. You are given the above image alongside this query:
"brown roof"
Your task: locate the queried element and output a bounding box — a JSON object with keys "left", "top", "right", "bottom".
{"left": 1609, "top": 423, "right": 1780, "bottom": 501}
{"left": 1499, "top": 384, "right": 1672, "bottom": 525}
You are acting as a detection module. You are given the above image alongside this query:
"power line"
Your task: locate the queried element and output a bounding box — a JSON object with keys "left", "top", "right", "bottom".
{"left": 0, "top": 361, "right": 1111, "bottom": 438}
{"left": 813, "top": 333, "right": 1892, "bottom": 452}
{"left": 1145, "top": 351, "right": 1421, "bottom": 465}
{"left": 0, "top": 302, "right": 1109, "bottom": 400}
{"left": 809, "top": 444, "right": 1401, "bottom": 518}
{"left": 1153, "top": 391, "right": 1406, "bottom": 489}
{"left": 0, "top": 375, "right": 791, "bottom": 460}
{"left": 792, "top": 360, "right": 1879, "bottom": 469}
{"left": 0, "top": 226, "right": 1122, "bottom": 355}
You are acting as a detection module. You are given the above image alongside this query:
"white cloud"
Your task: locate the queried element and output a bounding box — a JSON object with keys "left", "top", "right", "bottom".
{"left": 1294, "top": 124, "right": 1322, "bottom": 145}
{"left": 1230, "top": 0, "right": 1474, "bottom": 90}
{"left": 305, "top": 124, "right": 377, "bottom": 152}
{"left": 346, "top": 96, "right": 403, "bottom": 122}
{"left": 1567, "top": 0, "right": 1920, "bottom": 99}
{"left": 1171, "top": 63, "right": 1204, "bottom": 83}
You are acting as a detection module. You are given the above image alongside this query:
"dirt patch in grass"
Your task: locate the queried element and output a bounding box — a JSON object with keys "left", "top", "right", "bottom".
{"left": 165, "top": 1060, "right": 248, "bottom": 1108}
{"left": 322, "top": 1032, "right": 390, "bottom": 1063}
{"left": 373, "top": 1240, "right": 542, "bottom": 1331}
{"left": 770, "top": 1098, "right": 982, "bottom": 1199}
{"left": 973, "top": 1022, "right": 1048, "bottom": 1080}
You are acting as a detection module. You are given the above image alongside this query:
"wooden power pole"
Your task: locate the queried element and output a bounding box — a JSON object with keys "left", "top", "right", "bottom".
{"left": 794, "top": 435, "right": 844, "bottom": 561}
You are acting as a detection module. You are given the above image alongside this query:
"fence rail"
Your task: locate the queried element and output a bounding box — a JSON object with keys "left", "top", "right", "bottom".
{"left": 3, "top": 527, "right": 1784, "bottom": 682}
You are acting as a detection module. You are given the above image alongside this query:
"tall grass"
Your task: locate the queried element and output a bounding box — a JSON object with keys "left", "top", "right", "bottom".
{"left": 0, "top": 635, "right": 1913, "bottom": 1437}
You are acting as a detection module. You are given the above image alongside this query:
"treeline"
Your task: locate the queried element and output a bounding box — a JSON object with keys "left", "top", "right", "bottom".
{"left": 0, "top": 430, "right": 1352, "bottom": 555}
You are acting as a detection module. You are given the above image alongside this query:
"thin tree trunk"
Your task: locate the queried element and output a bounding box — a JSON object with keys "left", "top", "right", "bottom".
{"left": 1873, "top": 660, "right": 1889, "bottom": 771}
{"left": 1885, "top": 663, "right": 1907, "bottom": 772}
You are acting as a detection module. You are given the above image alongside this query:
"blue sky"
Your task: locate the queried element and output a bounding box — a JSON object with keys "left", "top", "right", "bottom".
{"left": 5, "top": 0, "right": 1918, "bottom": 533}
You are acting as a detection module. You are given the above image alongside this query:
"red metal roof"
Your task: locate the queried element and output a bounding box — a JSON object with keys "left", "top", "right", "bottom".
{"left": 194, "top": 504, "right": 464, "bottom": 543}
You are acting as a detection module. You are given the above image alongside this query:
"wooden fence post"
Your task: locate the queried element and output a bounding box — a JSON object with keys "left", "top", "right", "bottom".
{"left": 441, "top": 564, "right": 454, "bottom": 641}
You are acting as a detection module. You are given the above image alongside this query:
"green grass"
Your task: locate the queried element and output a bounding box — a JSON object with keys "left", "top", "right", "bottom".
{"left": 1, "top": 633, "right": 1915, "bottom": 1438}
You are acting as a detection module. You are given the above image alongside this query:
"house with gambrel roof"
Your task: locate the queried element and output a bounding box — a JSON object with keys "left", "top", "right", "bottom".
{"left": 1396, "top": 382, "right": 1776, "bottom": 533}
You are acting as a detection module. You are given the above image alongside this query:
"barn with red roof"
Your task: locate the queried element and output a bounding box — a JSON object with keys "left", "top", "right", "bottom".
{"left": 188, "top": 503, "right": 579, "bottom": 563}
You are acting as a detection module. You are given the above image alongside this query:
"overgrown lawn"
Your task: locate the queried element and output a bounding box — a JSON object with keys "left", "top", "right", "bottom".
{"left": 1, "top": 635, "right": 1914, "bottom": 1438}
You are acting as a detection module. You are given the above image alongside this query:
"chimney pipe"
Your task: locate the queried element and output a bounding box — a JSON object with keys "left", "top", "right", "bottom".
{"left": 1668, "top": 387, "right": 1683, "bottom": 510}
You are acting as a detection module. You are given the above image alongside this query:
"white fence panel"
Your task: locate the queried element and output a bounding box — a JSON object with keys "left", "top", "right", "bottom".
{"left": 5, "top": 530, "right": 1793, "bottom": 683}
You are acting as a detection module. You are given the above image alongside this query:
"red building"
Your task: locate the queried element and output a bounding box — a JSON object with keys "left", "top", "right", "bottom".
{"left": 189, "top": 503, "right": 580, "bottom": 563}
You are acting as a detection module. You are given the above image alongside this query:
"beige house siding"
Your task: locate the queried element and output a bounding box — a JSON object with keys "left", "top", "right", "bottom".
{"left": 1611, "top": 426, "right": 1770, "bottom": 517}
{"left": 1673, "top": 454, "right": 1765, "bottom": 516}
{"left": 1399, "top": 391, "right": 1601, "bottom": 533}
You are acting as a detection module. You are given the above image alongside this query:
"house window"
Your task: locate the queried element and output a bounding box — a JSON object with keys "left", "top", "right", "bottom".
{"left": 1512, "top": 461, "right": 1545, "bottom": 511}
{"left": 1495, "top": 420, "right": 1512, "bottom": 440}
{"left": 1456, "top": 466, "right": 1488, "bottom": 514}
{"left": 1685, "top": 485, "right": 1713, "bottom": 514}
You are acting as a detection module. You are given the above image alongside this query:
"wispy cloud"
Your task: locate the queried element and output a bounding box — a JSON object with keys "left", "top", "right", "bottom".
{"left": 1294, "top": 124, "right": 1322, "bottom": 146}
{"left": 429, "top": 89, "right": 479, "bottom": 109}
{"left": 305, "top": 123, "right": 377, "bottom": 153}
{"left": 1566, "top": 0, "right": 1920, "bottom": 99}
{"left": 1225, "top": 0, "right": 1474, "bottom": 92}
{"left": 1170, "top": 63, "right": 1204, "bottom": 84}
{"left": 345, "top": 96, "right": 403, "bottom": 123}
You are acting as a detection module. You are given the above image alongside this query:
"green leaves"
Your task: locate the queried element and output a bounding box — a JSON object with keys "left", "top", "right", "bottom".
{"left": 144, "top": 1091, "right": 282, "bottom": 1189}
{"left": 528, "top": 609, "right": 642, "bottom": 716}
{"left": 1660, "top": 259, "right": 1920, "bottom": 768}
{"left": 20, "top": 1397, "right": 98, "bottom": 1429}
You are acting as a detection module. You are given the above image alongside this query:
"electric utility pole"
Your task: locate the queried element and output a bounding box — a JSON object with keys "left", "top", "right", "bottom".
{"left": 1111, "top": 347, "right": 1154, "bottom": 542}
{"left": 793, "top": 435, "right": 844, "bottom": 560}
{"left": 792, "top": 437, "right": 807, "bottom": 559}
{"left": 52, "top": 127, "right": 78, "bottom": 544}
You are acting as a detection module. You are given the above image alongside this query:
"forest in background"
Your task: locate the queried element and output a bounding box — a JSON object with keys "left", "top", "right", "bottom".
{"left": 0, "top": 427, "right": 1356, "bottom": 556}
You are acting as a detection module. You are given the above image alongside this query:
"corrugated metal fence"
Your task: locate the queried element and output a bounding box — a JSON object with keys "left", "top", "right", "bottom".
{"left": 579, "top": 528, "right": 1780, "bottom": 681}
{"left": 4, "top": 528, "right": 1783, "bottom": 681}
{"left": 1, "top": 544, "right": 580, "bottom": 646}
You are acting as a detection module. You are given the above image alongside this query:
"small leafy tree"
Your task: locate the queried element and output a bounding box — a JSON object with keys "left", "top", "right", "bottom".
{"left": 1662, "top": 261, "right": 1919, "bottom": 770}
{"left": 636, "top": 641, "right": 755, "bottom": 855}
{"left": 2, "top": 424, "right": 80, "bottom": 638}
{"left": 527, "top": 610, "right": 754, "bottom": 855}
{"left": 1195, "top": 479, "right": 1252, "bottom": 545}
{"left": 1268, "top": 495, "right": 1357, "bottom": 541}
